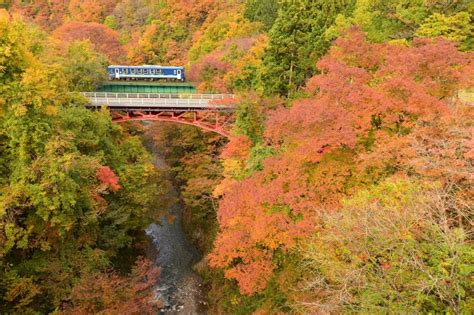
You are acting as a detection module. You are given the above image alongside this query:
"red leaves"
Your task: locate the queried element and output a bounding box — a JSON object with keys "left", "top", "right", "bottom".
{"left": 221, "top": 136, "right": 251, "bottom": 160}
{"left": 211, "top": 29, "right": 472, "bottom": 295}
{"left": 97, "top": 166, "right": 121, "bottom": 192}
{"left": 466, "top": 130, "right": 474, "bottom": 161}
{"left": 188, "top": 51, "right": 232, "bottom": 93}
{"left": 208, "top": 160, "right": 319, "bottom": 294}
{"left": 67, "top": 257, "right": 161, "bottom": 314}
{"left": 268, "top": 30, "right": 471, "bottom": 159}
{"left": 68, "top": 0, "right": 116, "bottom": 24}
{"left": 10, "top": 0, "right": 68, "bottom": 31}
{"left": 53, "top": 22, "right": 125, "bottom": 63}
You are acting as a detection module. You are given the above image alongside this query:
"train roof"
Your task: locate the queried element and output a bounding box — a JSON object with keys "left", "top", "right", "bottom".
{"left": 108, "top": 65, "right": 184, "bottom": 69}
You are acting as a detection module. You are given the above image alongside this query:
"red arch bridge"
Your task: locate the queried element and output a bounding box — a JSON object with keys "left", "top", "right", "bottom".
{"left": 83, "top": 92, "right": 236, "bottom": 137}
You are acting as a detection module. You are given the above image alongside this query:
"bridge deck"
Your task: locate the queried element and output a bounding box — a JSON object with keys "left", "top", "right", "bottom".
{"left": 83, "top": 92, "right": 236, "bottom": 112}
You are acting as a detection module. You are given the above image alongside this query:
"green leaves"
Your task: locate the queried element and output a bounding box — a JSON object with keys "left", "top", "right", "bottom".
{"left": 244, "top": 0, "right": 279, "bottom": 31}
{"left": 260, "top": 0, "right": 356, "bottom": 96}
{"left": 61, "top": 40, "right": 108, "bottom": 92}
{"left": 0, "top": 12, "right": 160, "bottom": 313}
{"left": 324, "top": 0, "right": 474, "bottom": 50}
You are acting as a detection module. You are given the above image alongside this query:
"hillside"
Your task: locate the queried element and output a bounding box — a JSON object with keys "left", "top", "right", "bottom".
{"left": 0, "top": 0, "right": 473, "bottom": 313}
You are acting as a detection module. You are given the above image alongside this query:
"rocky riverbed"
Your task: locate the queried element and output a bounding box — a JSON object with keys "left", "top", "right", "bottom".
{"left": 146, "top": 153, "right": 208, "bottom": 314}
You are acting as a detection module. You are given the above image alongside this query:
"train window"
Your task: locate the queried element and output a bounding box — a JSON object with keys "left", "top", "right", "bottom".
{"left": 174, "top": 70, "right": 177, "bottom": 74}
{"left": 138, "top": 69, "right": 142, "bottom": 74}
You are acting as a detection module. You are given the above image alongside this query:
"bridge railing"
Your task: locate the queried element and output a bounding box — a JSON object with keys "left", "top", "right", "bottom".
{"left": 82, "top": 92, "right": 235, "bottom": 100}
{"left": 86, "top": 97, "right": 236, "bottom": 110}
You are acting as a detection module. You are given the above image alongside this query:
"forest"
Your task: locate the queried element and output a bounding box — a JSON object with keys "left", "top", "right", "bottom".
{"left": 0, "top": 0, "right": 473, "bottom": 314}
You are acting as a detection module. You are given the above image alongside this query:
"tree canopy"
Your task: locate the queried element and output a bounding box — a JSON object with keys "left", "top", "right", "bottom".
{"left": 2, "top": 1, "right": 473, "bottom": 313}
{"left": 0, "top": 11, "right": 164, "bottom": 313}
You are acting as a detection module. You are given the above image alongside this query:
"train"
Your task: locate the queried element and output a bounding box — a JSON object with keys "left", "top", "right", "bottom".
{"left": 107, "top": 65, "right": 185, "bottom": 81}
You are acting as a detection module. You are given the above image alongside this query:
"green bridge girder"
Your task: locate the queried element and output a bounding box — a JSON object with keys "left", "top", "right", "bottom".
{"left": 98, "top": 81, "right": 197, "bottom": 94}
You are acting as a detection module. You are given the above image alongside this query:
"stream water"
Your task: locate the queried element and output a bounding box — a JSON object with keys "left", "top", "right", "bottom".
{"left": 145, "top": 154, "right": 208, "bottom": 314}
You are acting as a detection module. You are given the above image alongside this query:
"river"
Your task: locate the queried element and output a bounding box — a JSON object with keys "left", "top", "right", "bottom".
{"left": 145, "top": 152, "right": 208, "bottom": 314}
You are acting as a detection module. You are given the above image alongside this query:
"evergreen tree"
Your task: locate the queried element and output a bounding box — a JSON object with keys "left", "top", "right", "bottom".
{"left": 244, "top": 0, "right": 279, "bottom": 31}
{"left": 260, "top": 0, "right": 355, "bottom": 97}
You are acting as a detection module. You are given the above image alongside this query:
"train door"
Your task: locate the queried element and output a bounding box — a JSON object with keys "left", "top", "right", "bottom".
{"left": 115, "top": 68, "right": 120, "bottom": 79}
{"left": 177, "top": 69, "right": 182, "bottom": 81}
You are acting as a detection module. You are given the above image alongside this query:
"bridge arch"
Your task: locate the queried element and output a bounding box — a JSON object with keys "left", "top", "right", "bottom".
{"left": 83, "top": 92, "right": 236, "bottom": 137}
{"left": 111, "top": 111, "right": 233, "bottom": 138}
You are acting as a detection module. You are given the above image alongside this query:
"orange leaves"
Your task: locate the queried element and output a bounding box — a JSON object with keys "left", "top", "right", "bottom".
{"left": 268, "top": 30, "right": 471, "bottom": 160}
{"left": 210, "top": 29, "right": 472, "bottom": 296}
{"left": 10, "top": 0, "right": 68, "bottom": 30}
{"left": 67, "top": 257, "right": 161, "bottom": 314}
{"left": 53, "top": 22, "right": 125, "bottom": 63}
{"left": 209, "top": 165, "right": 317, "bottom": 294}
{"left": 165, "top": 0, "right": 227, "bottom": 26}
{"left": 466, "top": 129, "right": 474, "bottom": 161}
{"left": 188, "top": 50, "right": 232, "bottom": 93}
{"left": 221, "top": 136, "right": 251, "bottom": 160}
{"left": 97, "top": 166, "right": 120, "bottom": 192}
{"left": 223, "top": 250, "right": 274, "bottom": 295}
{"left": 68, "top": 0, "right": 116, "bottom": 23}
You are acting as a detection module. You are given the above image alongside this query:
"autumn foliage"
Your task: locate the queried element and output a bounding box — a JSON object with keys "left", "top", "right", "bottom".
{"left": 3, "top": 1, "right": 474, "bottom": 313}
{"left": 10, "top": 0, "right": 69, "bottom": 30}
{"left": 53, "top": 22, "right": 125, "bottom": 62}
{"left": 97, "top": 166, "right": 121, "bottom": 192}
{"left": 0, "top": 11, "right": 165, "bottom": 313}
{"left": 67, "top": 0, "right": 116, "bottom": 24}
{"left": 66, "top": 257, "right": 161, "bottom": 314}
{"left": 209, "top": 30, "right": 473, "bottom": 295}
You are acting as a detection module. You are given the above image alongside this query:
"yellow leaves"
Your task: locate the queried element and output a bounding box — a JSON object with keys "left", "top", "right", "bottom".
{"left": 3, "top": 223, "right": 31, "bottom": 252}
{"left": 224, "top": 34, "right": 268, "bottom": 89}
{"left": 213, "top": 177, "right": 237, "bottom": 198}
{"left": 230, "top": 294, "right": 240, "bottom": 305}
{"left": 1, "top": 45, "right": 11, "bottom": 58}
{"left": 325, "top": 14, "right": 353, "bottom": 41}
{"left": 388, "top": 38, "right": 410, "bottom": 46}
{"left": 0, "top": 200, "right": 5, "bottom": 218}
{"left": 10, "top": 103, "right": 27, "bottom": 117}
{"left": 45, "top": 105, "right": 58, "bottom": 116}
{"left": 415, "top": 12, "right": 474, "bottom": 50}
{"left": 213, "top": 140, "right": 249, "bottom": 197}
{"left": 13, "top": 61, "right": 67, "bottom": 113}
{"left": 4, "top": 276, "right": 41, "bottom": 310}
{"left": 223, "top": 158, "right": 245, "bottom": 177}
{"left": 189, "top": 10, "right": 261, "bottom": 62}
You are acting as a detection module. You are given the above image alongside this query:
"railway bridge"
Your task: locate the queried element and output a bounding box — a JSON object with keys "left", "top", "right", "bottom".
{"left": 83, "top": 92, "right": 237, "bottom": 137}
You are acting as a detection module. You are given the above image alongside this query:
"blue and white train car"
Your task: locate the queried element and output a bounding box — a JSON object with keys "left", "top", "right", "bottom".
{"left": 107, "top": 65, "right": 185, "bottom": 81}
